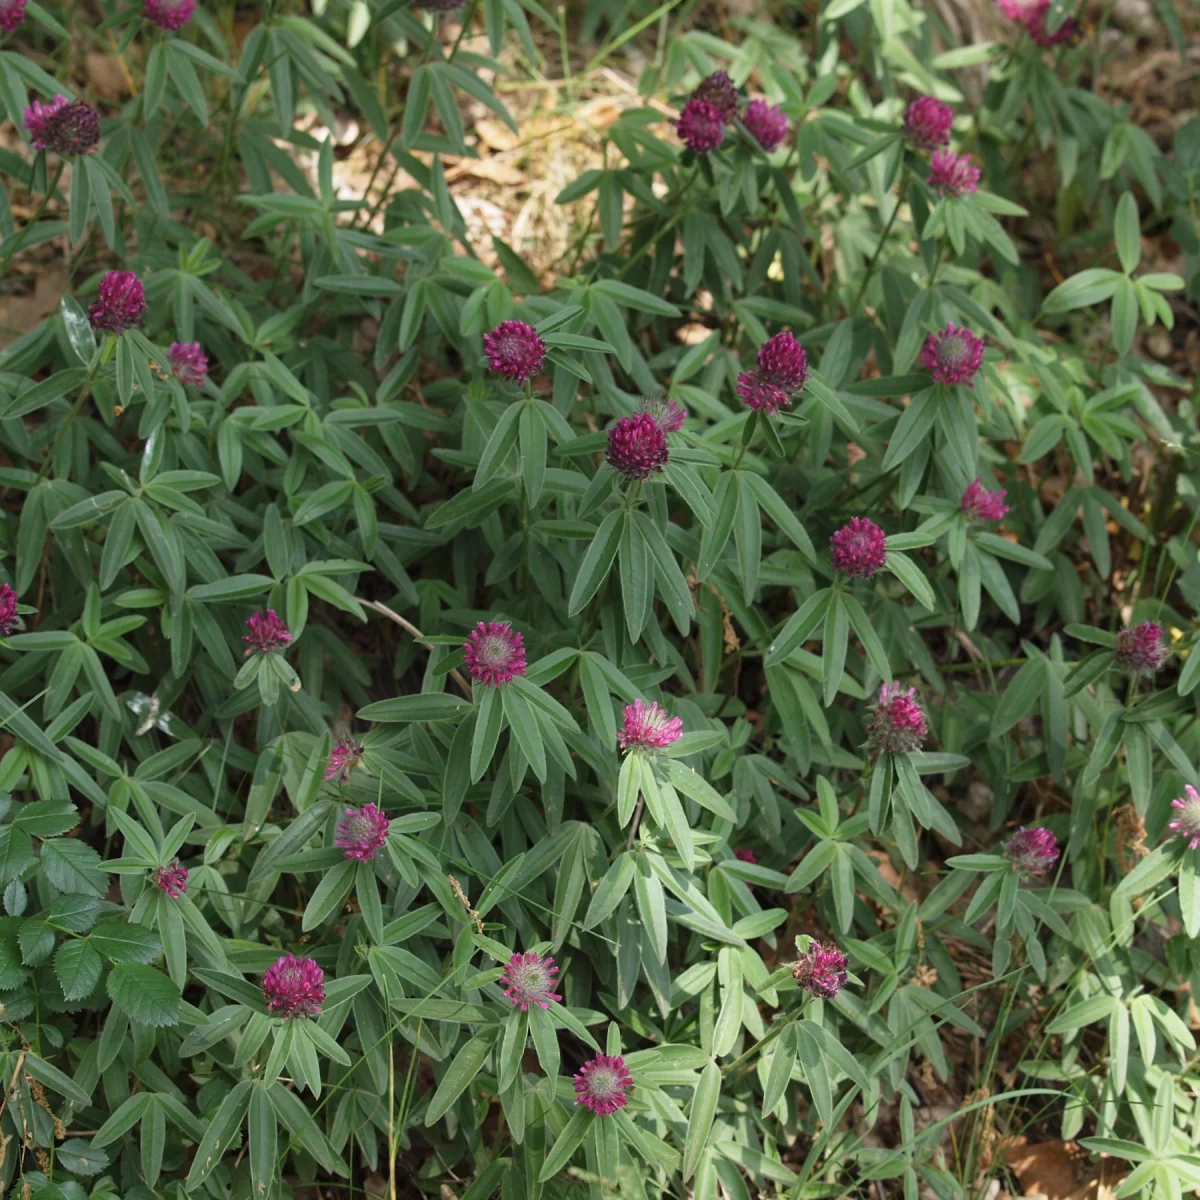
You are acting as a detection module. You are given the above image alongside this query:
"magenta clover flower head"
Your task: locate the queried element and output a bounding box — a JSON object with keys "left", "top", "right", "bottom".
{"left": 24, "top": 95, "right": 100, "bottom": 157}
{"left": 736, "top": 371, "right": 789, "bottom": 415}
{"left": 618, "top": 699, "right": 683, "bottom": 752}
{"left": 1114, "top": 621, "right": 1169, "bottom": 674}
{"left": 88, "top": 271, "right": 147, "bottom": 335}
{"left": 325, "top": 738, "right": 364, "bottom": 784}
{"left": 243, "top": 610, "right": 292, "bottom": 656}
{"left": 153, "top": 860, "right": 188, "bottom": 899}
{"left": 607, "top": 411, "right": 669, "bottom": 481}
{"left": 961, "top": 478, "right": 1009, "bottom": 522}
{"left": 792, "top": 941, "right": 849, "bottom": 999}
{"left": 645, "top": 395, "right": 686, "bottom": 434}
{"left": 692, "top": 71, "right": 738, "bottom": 123}
{"left": 463, "top": 621, "right": 527, "bottom": 687}
{"left": 143, "top": 0, "right": 195, "bottom": 30}
{"left": 830, "top": 517, "right": 887, "bottom": 579}
{"left": 744, "top": 100, "right": 788, "bottom": 152}
{"left": 676, "top": 98, "right": 725, "bottom": 155}
{"left": 168, "top": 341, "right": 208, "bottom": 387}
{"left": 0, "top": 584, "right": 18, "bottom": 637}
{"left": 997, "top": 0, "right": 1076, "bottom": 45}
{"left": 500, "top": 951, "right": 562, "bottom": 1011}
{"left": 263, "top": 954, "right": 325, "bottom": 1019}
{"left": 1004, "top": 826, "right": 1060, "bottom": 877}
{"left": 1169, "top": 785, "right": 1200, "bottom": 851}
{"left": 734, "top": 848, "right": 758, "bottom": 864}
{"left": 335, "top": 802, "right": 390, "bottom": 862}
{"left": 574, "top": 1053, "right": 634, "bottom": 1117}
{"left": 483, "top": 320, "right": 546, "bottom": 384}
{"left": 921, "top": 322, "right": 985, "bottom": 387}
{"left": 868, "top": 682, "right": 928, "bottom": 756}
{"left": 757, "top": 330, "right": 809, "bottom": 393}
{"left": 0, "top": 0, "right": 27, "bottom": 32}
{"left": 904, "top": 96, "right": 954, "bottom": 150}
{"left": 928, "top": 149, "right": 981, "bottom": 197}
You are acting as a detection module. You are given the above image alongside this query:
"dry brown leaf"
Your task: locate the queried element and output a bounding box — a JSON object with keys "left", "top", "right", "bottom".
{"left": 475, "top": 119, "right": 520, "bottom": 152}
{"left": 446, "top": 157, "right": 526, "bottom": 187}
{"left": 0, "top": 265, "right": 68, "bottom": 345}
{"left": 1003, "top": 1140, "right": 1127, "bottom": 1200}
{"left": 86, "top": 53, "right": 132, "bottom": 99}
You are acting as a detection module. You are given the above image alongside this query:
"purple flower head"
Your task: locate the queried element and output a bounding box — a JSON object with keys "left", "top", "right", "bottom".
{"left": 88, "top": 271, "right": 146, "bottom": 335}
{"left": 645, "top": 395, "right": 686, "bottom": 434}
{"left": 168, "top": 341, "right": 208, "bottom": 386}
{"left": 1004, "top": 826, "right": 1060, "bottom": 878}
{"left": 24, "top": 96, "right": 99, "bottom": 157}
{"left": 500, "top": 951, "right": 562, "bottom": 1011}
{"left": 792, "top": 941, "right": 849, "bottom": 999}
{"left": 1169, "top": 785, "right": 1200, "bottom": 851}
{"left": 829, "top": 518, "right": 887, "bottom": 579}
{"left": 463, "top": 621, "right": 526, "bottom": 687}
{"left": 692, "top": 71, "right": 738, "bottom": 123}
{"left": 483, "top": 320, "right": 546, "bottom": 384}
{"left": 243, "top": 610, "right": 292, "bottom": 656}
{"left": 927, "top": 149, "right": 981, "bottom": 197}
{"left": 744, "top": 100, "right": 788, "bottom": 152}
{"left": 0, "top": 0, "right": 27, "bottom": 33}
{"left": 143, "top": 0, "right": 195, "bottom": 29}
{"left": 676, "top": 98, "right": 725, "bottom": 155}
{"left": 734, "top": 848, "right": 758, "bottom": 864}
{"left": 607, "top": 412, "right": 669, "bottom": 480}
{"left": 1114, "top": 621, "right": 1169, "bottom": 674}
{"left": 904, "top": 96, "right": 954, "bottom": 150}
{"left": 153, "top": 860, "right": 188, "bottom": 899}
{"left": 0, "top": 584, "right": 18, "bottom": 637}
{"left": 868, "top": 682, "right": 928, "bottom": 756}
{"left": 262, "top": 954, "right": 325, "bottom": 1019}
{"left": 618, "top": 699, "right": 683, "bottom": 752}
{"left": 574, "top": 1053, "right": 634, "bottom": 1117}
{"left": 920, "top": 323, "right": 985, "bottom": 387}
{"left": 961, "top": 478, "right": 1009, "bottom": 522}
{"left": 736, "top": 371, "right": 789, "bottom": 415}
{"left": 997, "top": 0, "right": 1076, "bottom": 45}
{"left": 757, "top": 330, "right": 809, "bottom": 393}
{"left": 325, "top": 738, "right": 364, "bottom": 784}
{"left": 335, "top": 802, "right": 390, "bottom": 862}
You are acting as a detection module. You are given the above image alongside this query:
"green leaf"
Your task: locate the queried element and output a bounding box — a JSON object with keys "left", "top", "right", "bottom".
{"left": 767, "top": 590, "right": 833, "bottom": 666}
{"left": 54, "top": 939, "right": 103, "bottom": 1001}
{"left": 538, "top": 1106, "right": 592, "bottom": 1180}
{"left": 568, "top": 510, "right": 624, "bottom": 616}
{"left": 584, "top": 852, "right": 637, "bottom": 929}
{"left": 682, "top": 1060, "right": 721, "bottom": 1182}
{"left": 107, "top": 963, "right": 182, "bottom": 1027}
{"left": 886, "top": 551, "right": 935, "bottom": 611}
{"left": 591, "top": 278, "right": 682, "bottom": 317}
{"left": 1113, "top": 191, "right": 1141, "bottom": 275}
{"left": 424, "top": 1029, "right": 499, "bottom": 1125}
{"left": 991, "top": 658, "right": 1045, "bottom": 738}
{"left": 89, "top": 922, "right": 162, "bottom": 963}
{"left": 357, "top": 693, "right": 470, "bottom": 722}
{"left": 186, "top": 1081, "right": 253, "bottom": 1188}
{"left": 249, "top": 1085, "right": 278, "bottom": 1200}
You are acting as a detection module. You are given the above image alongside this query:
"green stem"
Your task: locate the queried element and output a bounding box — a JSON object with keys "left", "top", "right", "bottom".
{"left": 615, "top": 168, "right": 698, "bottom": 280}
{"left": 38, "top": 374, "right": 95, "bottom": 480}
{"left": 850, "top": 175, "right": 908, "bottom": 315}
{"left": 358, "top": 32, "right": 442, "bottom": 231}
{"left": 0, "top": 159, "right": 66, "bottom": 278}
{"left": 720, "top": 1011, "right": 798, "bottom": 1079}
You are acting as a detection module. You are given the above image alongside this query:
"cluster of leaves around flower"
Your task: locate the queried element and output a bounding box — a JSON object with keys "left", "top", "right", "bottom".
{"left": 1, "top": 0, "right": 1200, "bottom": 1197}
